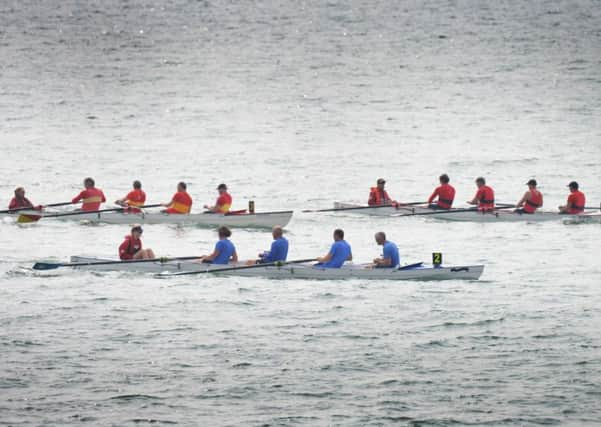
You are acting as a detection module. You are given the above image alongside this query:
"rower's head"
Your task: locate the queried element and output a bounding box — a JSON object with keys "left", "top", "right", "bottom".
{"left": 526, "top": 179, "right": 537, "bottom": 188}
{"left": 14, "top": 187, "right": 25, "bottom": 198}
{"left": 218, "top": 226, "right": 232, "bottom": 239}
{"left": 568, "top": 181, "right": 579, "bottom": 192}
{"left": 439, "top": 174, "right": 450, "bottom": 184}
{"left": 376, "top": 178, "right": 386, "bottom": 189}
{"left": 84, "top": 177, "right": 95, "bottom": 188}
{"left": 131, "top": 225, "right": 143, "bottom": 236}
{"left": 178, "top": 181, "right": 187, "bottom": 192}
{"left": 374, "top": 231, "right": 386, "bottom": 245}
{"left": 333, "top": 228, "right": 344, "bottom": 241}
{"left": 272, "top": 226, "right": 283, "bottom": 239}
{"left": 475, "top": 177, "right": 486, "bottom": 188}
{"left": 133, "top": 180, "right": 142, "bottom": 189}
{"left": 217, "top": 183, "right": 227, "bottom": 194}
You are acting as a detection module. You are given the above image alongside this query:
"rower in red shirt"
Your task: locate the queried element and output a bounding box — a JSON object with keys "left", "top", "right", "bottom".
{"left": 468, "top": 177, "right": 495, "bottom": 212}
{"left": 8, "top": 187, "right": 41, "bottom": 211}
{"left": 559, "top": 181, "right": 586, "bottom": 214}
{"left": 119, "top": 225, "right": 155, "bottom": 260}
{"left": 427, "top": 174, "right": 456, "bottom": 210}
{"left": 204, "top": 183, "right": 232, "bottom": 213}
{"left": 515, "top": 179, "right": 543, "bottom": 214}
{"left": 72, "top": 177, "right": 106, "bottom": 211}
{"left": 115, "top": 180, "right": 146, "bottom": 213}
{"left": 368, "top": 178, "right": 395, "bottom": 206}
{"left": 162, "top": 182, "right": 193, "bottom": 214}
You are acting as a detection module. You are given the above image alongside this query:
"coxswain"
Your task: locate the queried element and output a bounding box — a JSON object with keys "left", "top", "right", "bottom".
{"left": 162, "top": 182, "right": 192, "bottom": 214}
{"left": 368, "top": 178, "right": 395, "bottom": 206}
{"left": 315, "top": 228, "right": 352, "bottom": 269}
{"left": 246, "top": 225, "right": 288, "bottom": 265}
{"left": 468, "top": 177, "right": 495, "bottom": 212}
{"left": 72, "top": 177, "right": 106, "bottom": 211}
{"left": 115, "top": 180, "right": 146, "bottom": 213}
{"left": 199, "top": 226, "right": 238, "bottom": 265}
{"left": 427, "top": 174, "right": 456, "bottom": 209}
{"left": 559, "top": 181, "right": 586, "bottom": 214}
{"left": 371, "top": 231, "right": 400, "bottom": 268}
{"left": 8, "top": 187, "right": 40, "bottom": 211}
{"left": 204, "top": 183, "right": 232, "bottom": 213}
{"left": 515, "top": 179, "right": 543, "bottom": 214}
{"left": 119, "top": 225, "right": 155, "bottom": 260}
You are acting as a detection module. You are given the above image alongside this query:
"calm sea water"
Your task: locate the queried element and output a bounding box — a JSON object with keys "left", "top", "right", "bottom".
{"left": 1, "top": 1, "right": 600, "bottom": 425}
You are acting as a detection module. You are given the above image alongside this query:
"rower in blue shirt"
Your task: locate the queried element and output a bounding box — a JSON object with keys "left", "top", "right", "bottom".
{"left": 315, "top": 229, "right": 352, "bottom": 268}
{"left": 372, "top": 231, "right": 400, "bottom": 268}
{"left": 199, "top": 226, "right": 238, "bottom": 265}
{"left": 247, "top": 226, "right": 289, "bottom": 265}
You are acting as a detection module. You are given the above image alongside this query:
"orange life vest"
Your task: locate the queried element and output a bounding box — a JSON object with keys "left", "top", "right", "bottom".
{"left": 368, "top": 187, "right": 392, "bottom": 206}
{"left": 523, "top": 190, "right": 542, "bottom": 214}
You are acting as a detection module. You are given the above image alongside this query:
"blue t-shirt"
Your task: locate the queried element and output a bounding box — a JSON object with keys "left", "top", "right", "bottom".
{"left": 316, "top": 240, "right": 352, "bottom": 268}
{"left": 212, "top": 239, "right": 236, "bottom": 264}
{"left": 261, "top": 237, "right": 288, "bottom": 263}
{"left": 380, "top": 241, "right": 400, "bottom": 268}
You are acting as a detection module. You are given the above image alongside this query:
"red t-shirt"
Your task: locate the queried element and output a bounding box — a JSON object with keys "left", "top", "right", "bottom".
{"left": 475, "top": 185, "right": 495, "bottom": 210}
{"left": 119, "top": 235, "right": 142, "bottom": 260}
{"left": 215, "top": 192, "right": 232, "bottom": 213}
{"left": 166, "top": 191, "right": 192, "bottom": 214}
{"left": 72, "top": 188, "right": 106, "bottom": 211}
{"left": 428, "top": 184, "right": 456, "bottom": 208}
{"left": 9, "top": 197, "right": 34, "bottom": 210}
{"left": 567, "top": 191, "right": 586, "bottom": 214}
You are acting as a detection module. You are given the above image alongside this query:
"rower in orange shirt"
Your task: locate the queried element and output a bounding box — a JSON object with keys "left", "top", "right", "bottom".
{"left": 204, "top": 183, "right": 232, "bottom": 213}
{"left": 467, "top": 177, "right": 495, "bottom": 212}
{"left": 515, "top": 179, "right": 543, "bottom": 214}
{"left": 115, "top": 180, "right": 146, "bottom": 213}
{"left": 72, "top": 177, "right": 106, "bottom": 211}
{"left": 427, "top": 174, "right": 456, "bottom": 210}
{"left": 559, "top": 181, "right": 586, "bottom": 214}
{"left": 162, "top": 182, "right": 192, "bottom": 214}
{"left": 368, "top": 178, "right": 395, "bottom": 206}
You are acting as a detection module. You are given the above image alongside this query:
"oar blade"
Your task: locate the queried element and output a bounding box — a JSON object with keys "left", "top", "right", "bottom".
{"left": 17, "top": 214, "right": 41, "bottom": 223}
{"left": 32, "top": 262, "right": 61, "bottom": 270}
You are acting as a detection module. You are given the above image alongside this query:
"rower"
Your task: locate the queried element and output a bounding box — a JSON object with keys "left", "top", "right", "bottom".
{"left": 468, "top": 177, "right": 495, "bottom": 212}
{"left": 247, "top": 225, "right": 288, "bottom": 265}
{"left": 559, "top": 181, "right": 586, "bottom": 214}
{"left": 427, "top": 174, "right": 456, "bottom": 210}
{"left": 371, "top": 231, "right": 400, "bottom": 268}
{"left": 72, "top": 177, "right": 106, "bottom": 211}
{"left": 8, "top": 187, "right": 40, "bottom": 211}
{"left": 368, "top": 178, "right": 395, "bottom": 206}
{"left": 315, "top": 228, "right": 352, "bottom": 268}
{"left": 119, "top": 225, "right": 155, "bottom": 260}
{"left": 115, "top": 180, "right": 146, "bottom": 213}
{"left": 204, "top": 183, "right": 232, "bottom": 213}
{"left": 515, "top": 179, "right": 543, "bottom": 214}
{"left": 162, "top": 182, "right": 192, "bottom": 214}
{"left": 199, "top": 226, "right": 238, "bottom": 265}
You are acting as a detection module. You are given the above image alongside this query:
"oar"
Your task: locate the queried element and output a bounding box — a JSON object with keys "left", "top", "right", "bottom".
{"left": 33, "top": 255, "right": 203, "bottom": 271}
{"left": 33, "top": 204, "right": 163, "bottom": 219}
{"left": 393, "top": 207, "right": 479, "bottom": 217}
{"left": 156, "top": 258, "right": 318, "bottom": 278}
{"left": 0, "top": 201, "right": 75, "bottom": 214}
{"left": 302, "top": 202, "right": 426, "bottom": 213}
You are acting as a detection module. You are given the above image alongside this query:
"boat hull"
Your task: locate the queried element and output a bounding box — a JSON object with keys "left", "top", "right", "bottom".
{"left": 13, "top": 210, "right": 293, "bottom": 228}
{"left": 424, "top": 209, "right": 581, "bottom": 222}
{"left": 68, "top": 257, "right": 483, "bottom": 280}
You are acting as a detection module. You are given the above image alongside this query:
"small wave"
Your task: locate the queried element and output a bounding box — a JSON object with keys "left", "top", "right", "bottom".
{"left": 232, "top": 362, "right": 252, "bottom": 368}
{"left": 109, "top": 394, "right": 162, "bottom": 401}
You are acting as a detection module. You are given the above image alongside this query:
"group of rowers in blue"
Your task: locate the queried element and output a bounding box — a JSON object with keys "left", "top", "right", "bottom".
{"left": 370, "top": 175, "right": 588, "bottom": 215}
{"left": 119, "top": 224, "right": 400, "bottom": 269}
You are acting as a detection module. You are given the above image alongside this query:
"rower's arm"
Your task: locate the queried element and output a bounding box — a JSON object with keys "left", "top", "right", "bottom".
{"left": 427, "top": 189, "right": 438, "bottom": 204}
{"left": 231, "top": 250, "right": 238, "bottom": 263}
{"left": 516, "top": 191, "right": 528, "bottom": 207}
{"left": 317, "top": 252, "right": 332, "bottom": 263}
{"left": 203, "top": 248, "right": 219, "bottom": 262}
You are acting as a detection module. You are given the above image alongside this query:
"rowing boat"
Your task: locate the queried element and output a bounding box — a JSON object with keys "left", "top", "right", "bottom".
{"left": 332, "top": 202, "right": 431, "bottom": 216}
{"left": 9, "top": 210, "right": 293, "bottom": 228}
{"left": 417, "top": 209, "right": 591, "bottom": 222}
{"left": 60, "top": 256, "right": 484, "bottom": 280}
{"left": 562, "top": 212, "right": 601, "bottom": 224}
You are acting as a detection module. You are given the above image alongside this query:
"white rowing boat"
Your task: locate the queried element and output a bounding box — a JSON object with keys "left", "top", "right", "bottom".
{"left": 10, "top": 210, "right": 293, "bottom": 228}
{"left": 419, "top": 209, "right": 593, "bottom": 222}
{"left": 62, "top": 256, "right": 484, "bottom": 280}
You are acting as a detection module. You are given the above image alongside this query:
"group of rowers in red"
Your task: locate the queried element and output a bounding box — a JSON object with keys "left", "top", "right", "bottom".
{"left": 7, "top": 178, "right": 233, "bottom": 215}
{"left": 368, "top": 175, "right": 587, "bottom": 215}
